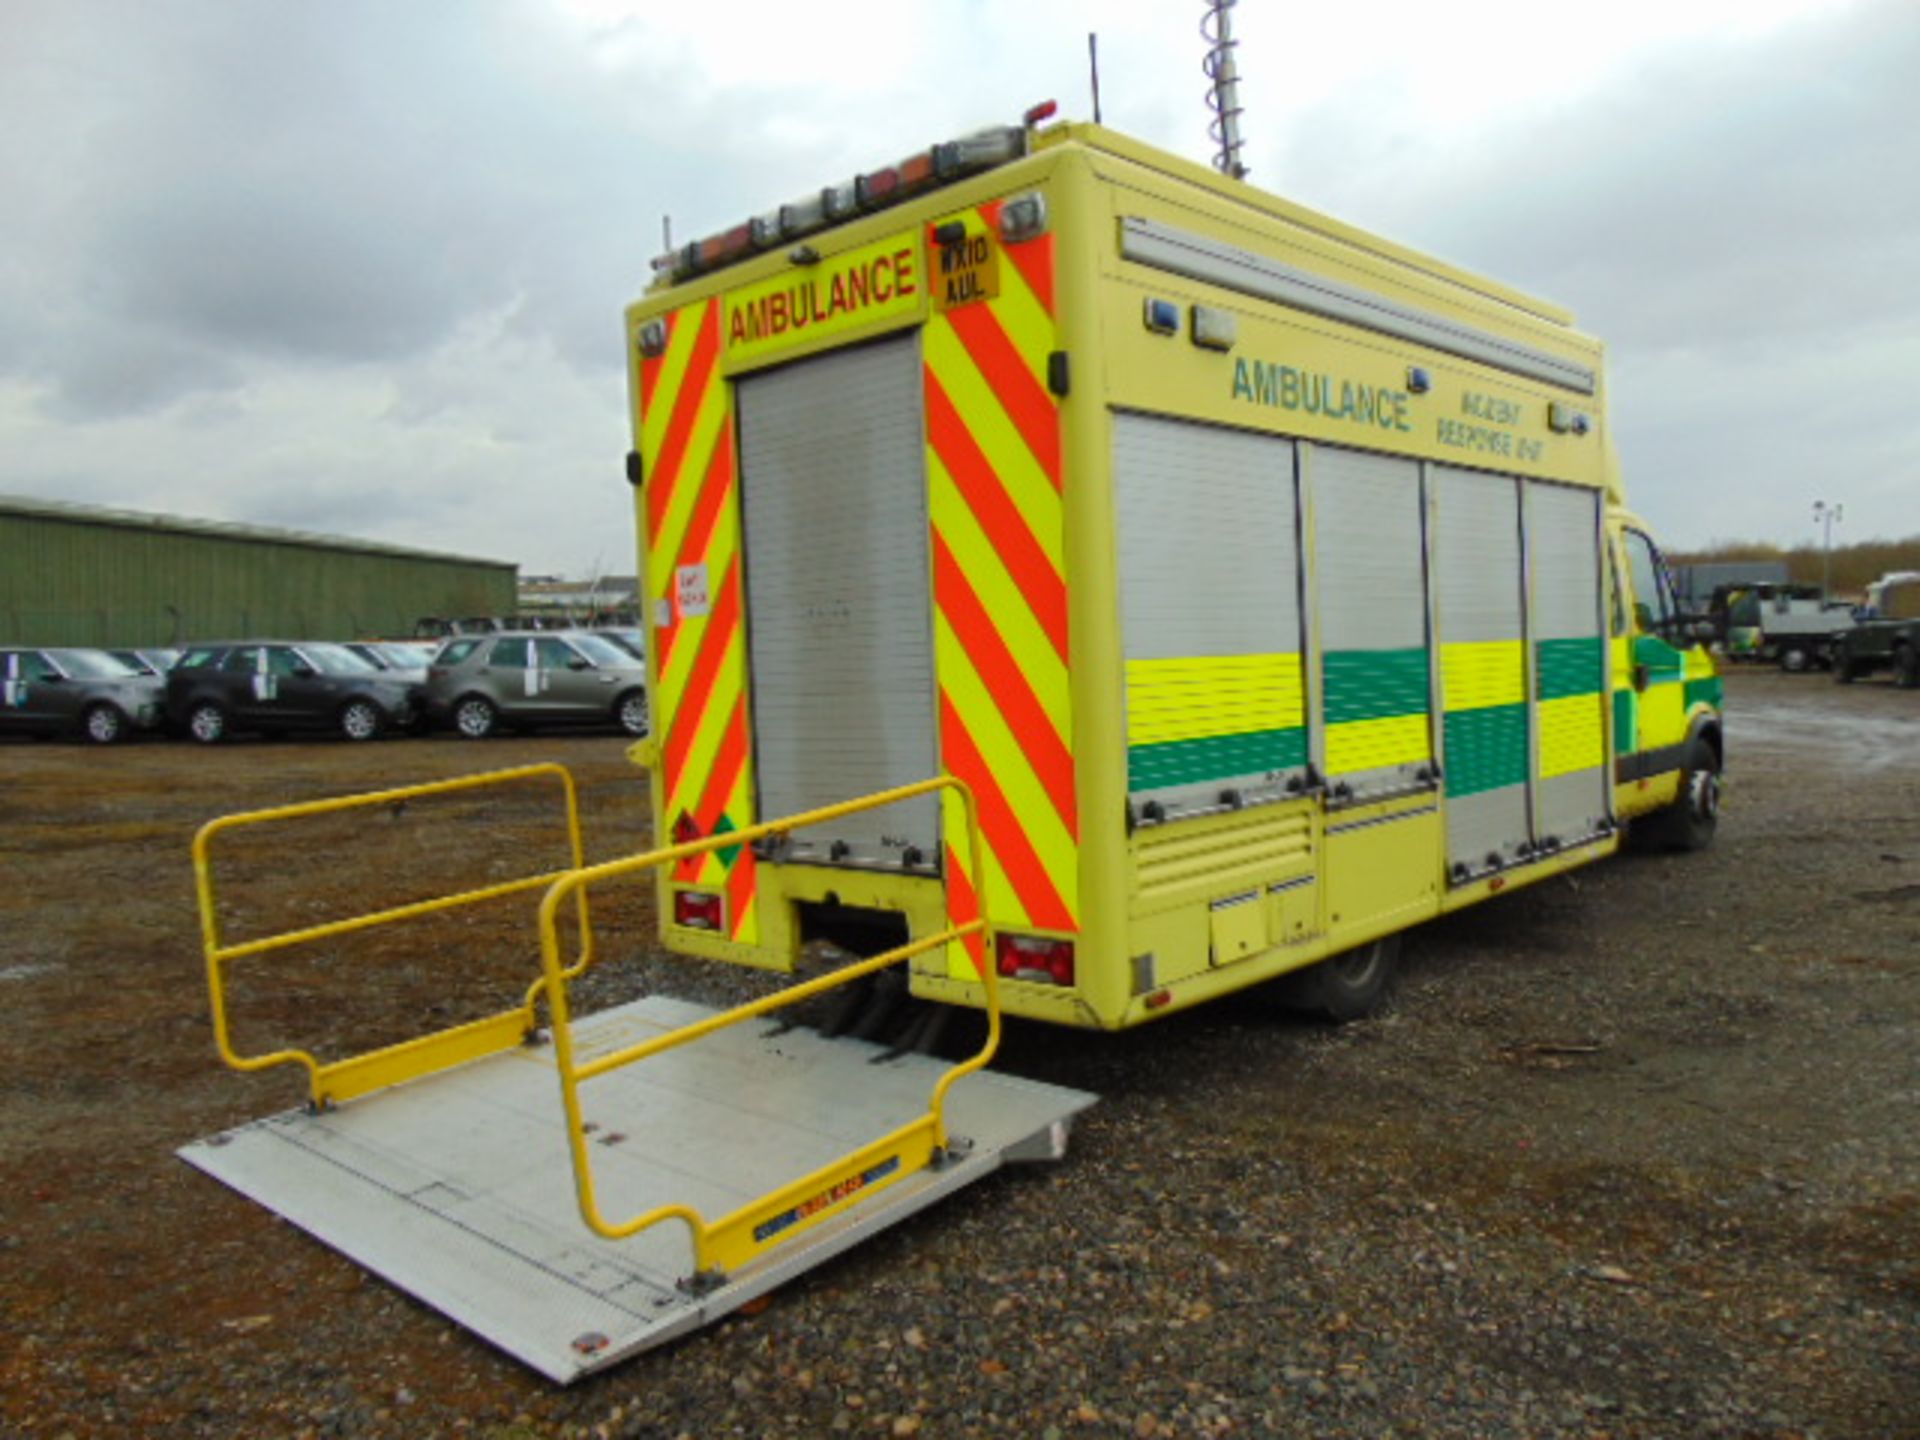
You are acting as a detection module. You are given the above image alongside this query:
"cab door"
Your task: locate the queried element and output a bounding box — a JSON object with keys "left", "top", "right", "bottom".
{"left": 1613, "top": 526, "right": 1697, "bottom": 814}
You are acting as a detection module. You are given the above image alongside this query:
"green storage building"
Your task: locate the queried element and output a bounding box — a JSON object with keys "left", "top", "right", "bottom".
{"left": 0, "top": 495, "right": 518, "bottom": 646}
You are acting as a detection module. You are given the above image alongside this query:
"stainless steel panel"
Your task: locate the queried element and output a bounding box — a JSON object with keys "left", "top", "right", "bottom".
{"left": 1310, "top": 446, "right": 1432, "bottom": 800}
{"left": 737, "top": 337, "right": 937, "bottom": 866}
{"left": 179, "top": 995, "right": 1097, "bottom": 1383}
{"left": 1525, "top": 480, "right": 1610, "bottom": 845}
{"left": 1311, "top": 447, "right": 1425, "bottom": 654}
{"left": 1432, "top": 465, "right": 1530, "bottom": 877}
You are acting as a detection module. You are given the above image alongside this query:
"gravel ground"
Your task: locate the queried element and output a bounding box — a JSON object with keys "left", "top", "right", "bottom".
{"left": 2, "top": 666, "right": 1916, "bottom": 1439}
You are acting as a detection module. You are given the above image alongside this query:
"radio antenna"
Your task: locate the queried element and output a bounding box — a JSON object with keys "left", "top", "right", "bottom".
{"left": 1201, "top": 0, "right": 1249, "bottom": 179}
{"left": 1088, "top": 32, "right": 1103, "bottom": 124}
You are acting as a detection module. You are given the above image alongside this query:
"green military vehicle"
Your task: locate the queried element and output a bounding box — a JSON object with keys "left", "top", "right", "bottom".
{"left": 1832, "top": 574, "right": 1920, "bottom": 687}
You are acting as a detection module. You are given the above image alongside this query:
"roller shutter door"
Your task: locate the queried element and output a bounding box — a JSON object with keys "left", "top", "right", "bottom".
{"left": 1113, "top": 413, "right": 1307, "bottom": 822}
{"left": 736, "top": 336, "right": 937, "bottom": 868}
{"left": 1310, "top": 447, "right": 1433, "bottom": 802}
{"left": 1432, "top": 466, "right": 1531, "bottom": 880}
{"left": 1525, "top": 480, "right": 1611, "bottom": 847}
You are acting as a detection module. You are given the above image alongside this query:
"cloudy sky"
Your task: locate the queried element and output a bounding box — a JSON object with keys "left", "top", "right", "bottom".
{"left": 3, "top": 0, "right": 1913, "bottom": 574}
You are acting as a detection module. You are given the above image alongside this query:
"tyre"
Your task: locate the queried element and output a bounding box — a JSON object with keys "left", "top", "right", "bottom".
{"left": 1779, "top": 643, "right": 1810, "bottom": 673}
{"left": 1640, "top": 734, "right": 1720, "bottom": 852}
{"left": 1278, "top": 932, "right": 1402, "bottom": 1022}
{"left": 1833, "top": 650, "right": 1856, "bottom": 684}
{"left": 82, "top": 703, "right": 125, "bottom": 745}
{"left": 187, "top": 702, "right": 228, "bottom": 745}
{"left": 453, "top": 695, "right": 498, "bottom": 739}
{"left": 339, "top": 699, "right": 382, "bottom": 742}
{"left": 616, "top": 688, "right": 650, "bottom": 737}
{"left": 1896, "top": 645, "right": 1920, "bottom": 690}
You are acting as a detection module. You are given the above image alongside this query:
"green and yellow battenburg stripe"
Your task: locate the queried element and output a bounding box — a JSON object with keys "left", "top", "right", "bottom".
{"left": 1440, "top": 640, "right": 1527, "bottom": 796}
{"left": 923, "top": 201, "right": 1077, "bottom": 978}
{"left": 1324, "top": 648, "right": 1432, "bottom": 776}
{"left": 1126, "top": 654, "right": 1306, "bottom": 790}
{"left": 1535, "top": 636, "right": 1605, "bottom": 777}
{"left": 637, "top": 295, "right": 761, "bottom": 944}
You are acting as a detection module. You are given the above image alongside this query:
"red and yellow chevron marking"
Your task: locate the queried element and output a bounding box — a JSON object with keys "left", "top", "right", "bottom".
{"left": 925, "top": 201, "right": 1076, "bottom": 979}
{"left": 636, "top": 296, "right": 759, "bottom": 943}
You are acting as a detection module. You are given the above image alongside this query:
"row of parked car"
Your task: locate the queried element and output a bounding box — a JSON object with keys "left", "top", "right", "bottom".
{"left": 0, "top": 630, "right": 652, "bottom": 744}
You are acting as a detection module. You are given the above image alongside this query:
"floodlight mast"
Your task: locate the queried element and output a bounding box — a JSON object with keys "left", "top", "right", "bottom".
{"left": 1202, "top": 0, "right": 1249, "bottom": 180}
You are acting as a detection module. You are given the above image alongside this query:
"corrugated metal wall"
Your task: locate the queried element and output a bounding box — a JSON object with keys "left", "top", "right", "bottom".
{"left": 0, "top": 507, "right": 517, "bottom": 646}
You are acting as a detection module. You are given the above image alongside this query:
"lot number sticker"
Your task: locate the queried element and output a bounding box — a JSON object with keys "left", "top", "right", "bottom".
{"left": 676, "top": 563, "right": 711, "bottom": 619}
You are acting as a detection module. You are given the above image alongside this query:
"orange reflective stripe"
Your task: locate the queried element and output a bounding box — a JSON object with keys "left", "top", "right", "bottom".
{"left": 944, "top": 302, "right": 1060, "bottom": 489}
{"left": 925, "top": 370, "right": 1068, "bottom": 663}
{"left": 932, "top": 531, "right": 1076, "bottom": 837}
{"left": 647, "top": 298, "right": 721, "bottom": 537}
{"left": 939, "top": 692, "right": 1072, "bottom": 931}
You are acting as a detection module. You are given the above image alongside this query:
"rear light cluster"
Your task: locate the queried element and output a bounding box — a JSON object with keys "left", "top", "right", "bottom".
{"left": 995, "top": 933, "right": 1075, "bottom": 987}
{"left": 674, "top": 890, "right": 723, "bottom": 931}
{"left": 652, "top": 114, "right": 1044, "bottom": 284}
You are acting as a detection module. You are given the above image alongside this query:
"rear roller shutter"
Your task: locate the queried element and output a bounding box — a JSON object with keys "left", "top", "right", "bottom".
{"left": 736, "top": 336, "right": 938, "bottom": 869}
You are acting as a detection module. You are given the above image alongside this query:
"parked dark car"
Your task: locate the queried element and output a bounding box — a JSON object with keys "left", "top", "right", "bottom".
{"left": 166, "top": 641, "right": 422, "bottom": 742}
{"left": 425, "top": 631, "right": 649, "bottom": 738}
{"left": 0, "top": 647, "right": 166, "bottom": 743}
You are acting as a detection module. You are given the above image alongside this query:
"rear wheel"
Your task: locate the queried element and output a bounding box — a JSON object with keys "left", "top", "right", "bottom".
{"left": 1278, "top": 933, "right": 1402, "bottom": 1022}
{"left": 339, "top": 699, "right": 382, "bottom": 742}
{"left": 1896, "top": 644, "right": 1920, "bottom": 690}
{"left": 454, "top": 695, "right": 498, "bottom": 739}
{"left": 1640, "top": 734, "right": 1720, "bottom": 851}
{"left": 616, "top": 688, "right": 650, "bottom": 737}
{"left": 187, "top": 702, "right": 227, "bottom": 745}
{"left": 1779, "top": 643, "right": 1811, "bottom": 673}
{"left": 82, "top": 703, "right": 126, "bottom": 745}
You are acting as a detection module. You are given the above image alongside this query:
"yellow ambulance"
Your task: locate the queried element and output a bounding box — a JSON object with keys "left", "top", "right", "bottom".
{"left": 625, "top": 110, "right": 1724, "bottom": 1029}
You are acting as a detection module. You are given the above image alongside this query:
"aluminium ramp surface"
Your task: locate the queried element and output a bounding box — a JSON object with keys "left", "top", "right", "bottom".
{"left": 177, "top": 995, "right": 1095, "bottom": 1383}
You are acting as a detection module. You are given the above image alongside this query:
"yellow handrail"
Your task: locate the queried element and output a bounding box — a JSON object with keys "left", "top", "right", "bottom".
{"left": 532, "top": 774, "right": 997, "bottom": 1281}
{"left": 192, "top": 763, "right": 594, "bottom": 1107}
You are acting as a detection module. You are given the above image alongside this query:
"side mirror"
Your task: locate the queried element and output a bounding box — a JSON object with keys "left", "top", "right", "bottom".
{"left": 292, "top": 664, "right": 317, "bottom": 679}
{"left": 566, "top": 657, "right": 591, "bottom": 671}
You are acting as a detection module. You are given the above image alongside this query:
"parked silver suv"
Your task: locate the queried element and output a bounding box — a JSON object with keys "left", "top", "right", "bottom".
{"left": 425, "top": 631, "right": 649, "bottom": 738}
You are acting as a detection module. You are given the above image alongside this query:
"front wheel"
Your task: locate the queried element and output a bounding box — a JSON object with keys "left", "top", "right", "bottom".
{"left": 1833, "top": 650, "right": 1856, "bottom": 684}
{"left": 82, "top": 703, "right": 126, "bottom": 745}
{"left": 1278, "top": 933, "right": 1402, "bottom": 1022}
{"left": 1640, "top": 735, "right": 1720, "bottom": 852}
{"left": 187, "top": 702, "right": 228, "bottom": 745}
{"left": 453, "top": 695, "right": 498, "bottom": 739}
{"left": 616, "top": 688, "right": 650, "bottom": 737}
{"left": 339, "top": 699, "right": 383, "bottom": 742}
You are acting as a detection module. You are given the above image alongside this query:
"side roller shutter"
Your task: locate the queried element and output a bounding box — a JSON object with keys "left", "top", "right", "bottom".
{"left": 1113, "top": 412, "right": 1307, "bottom": 822}
{"left": 736, "top": 336, "right": 939, "bottom": 868}
{"left": 1432, "top": 466, "right": 1531, "bottom": 880}
{"left": 1525, "top": 480, "right": 1611, "bottom": 847}
{"left": 1310, "top": 447, "right": 1433, "bottom": 802}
